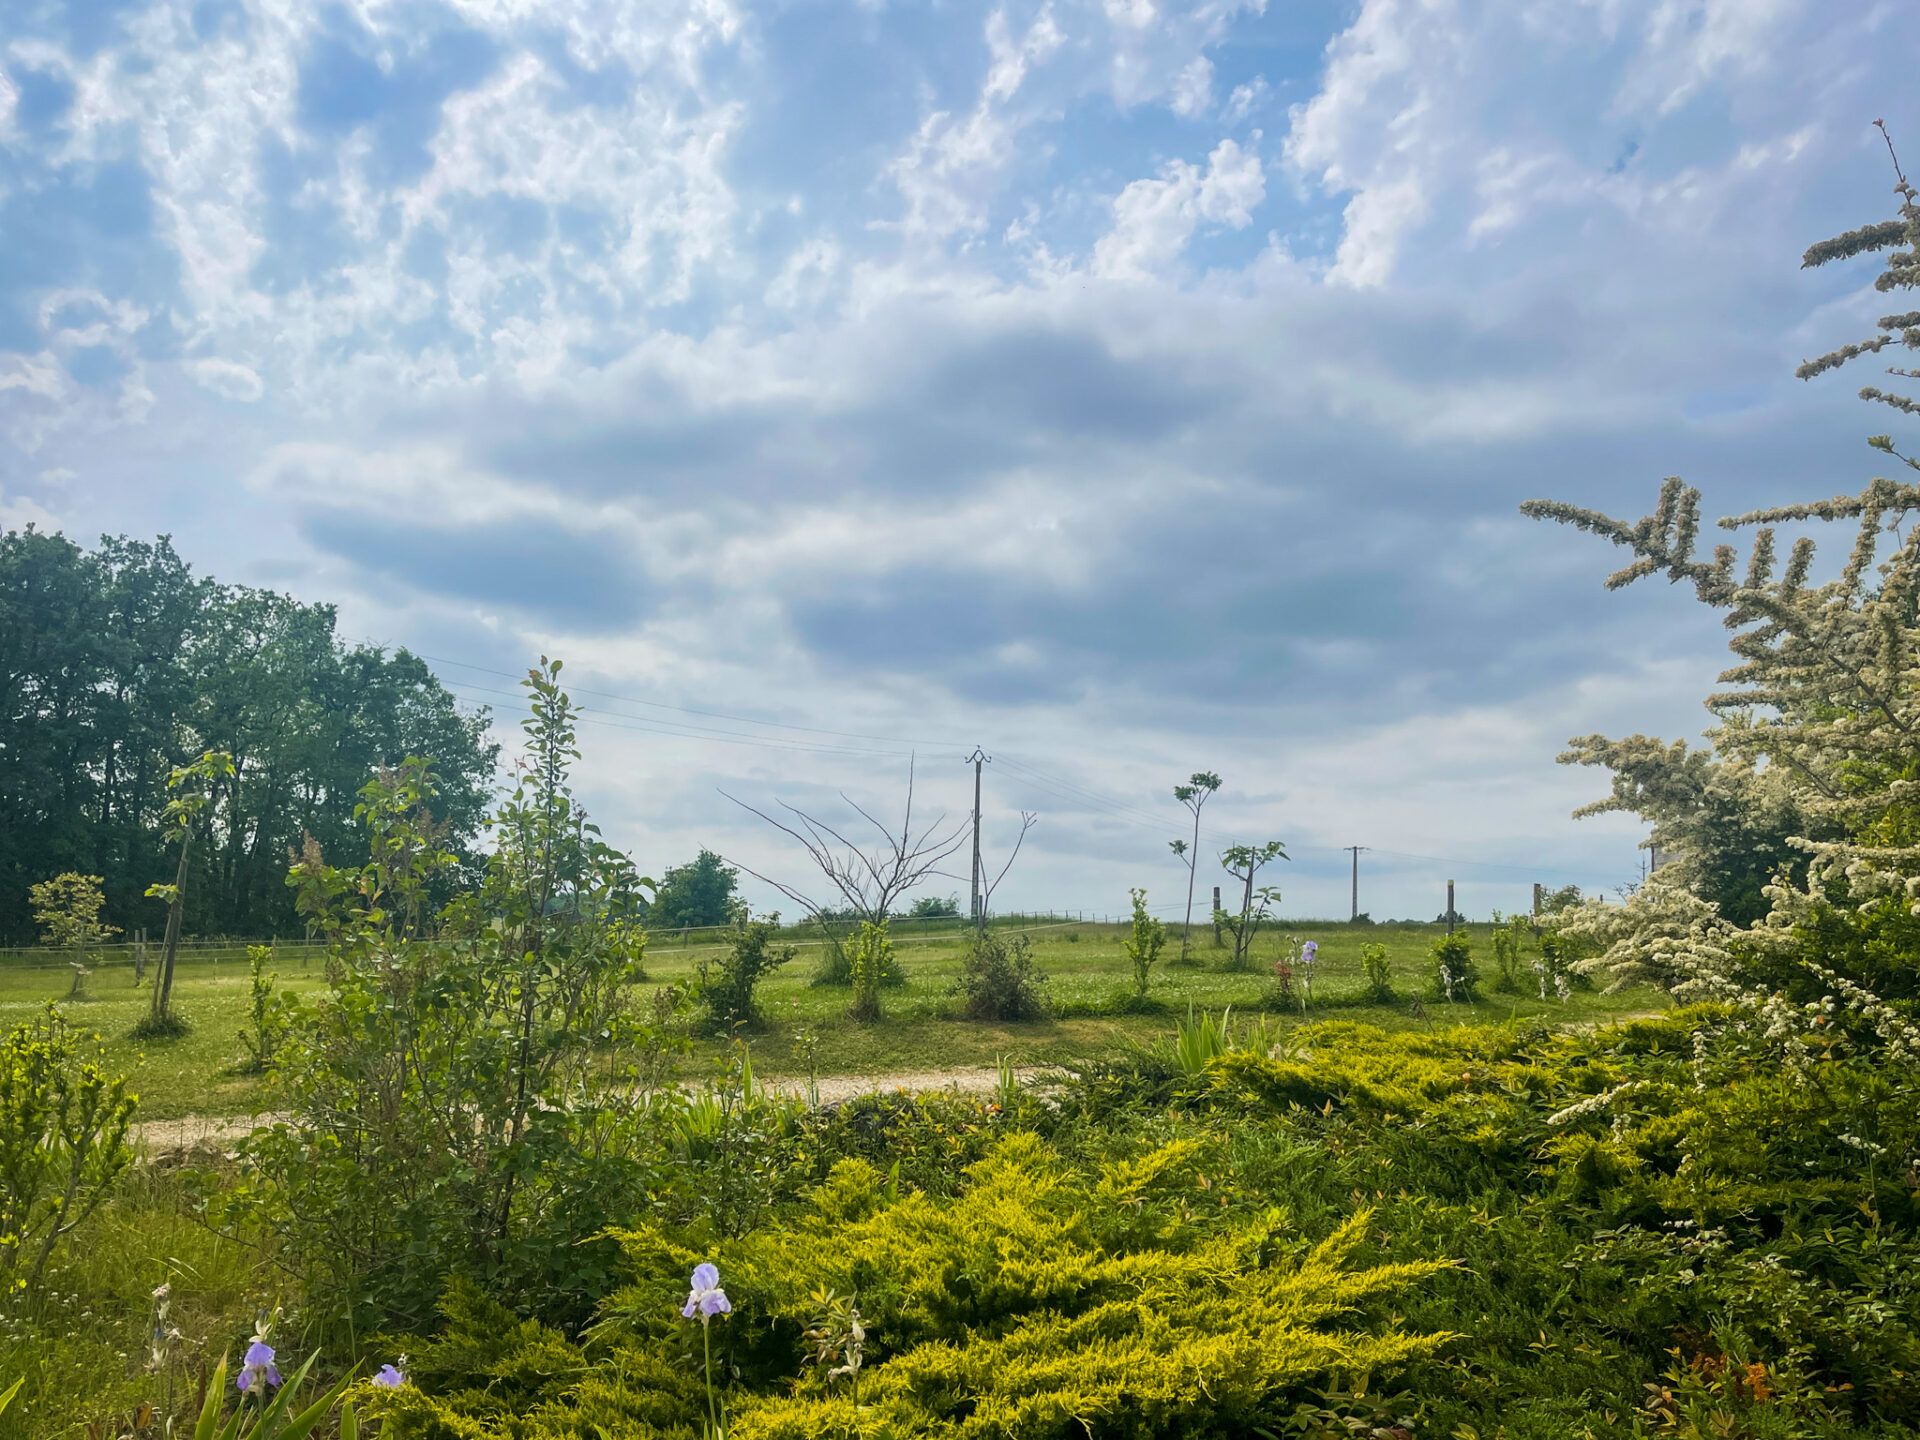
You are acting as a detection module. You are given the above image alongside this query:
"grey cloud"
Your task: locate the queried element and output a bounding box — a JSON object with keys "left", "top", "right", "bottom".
{"left": 298, "top": 509, "right": 647, "bottom": 631}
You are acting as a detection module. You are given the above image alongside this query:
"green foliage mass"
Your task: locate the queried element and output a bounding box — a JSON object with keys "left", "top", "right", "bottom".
{"left": 374, "top": 1134, "right": 1449, "bottom": 1439}
{"left": 954, "top": 927, "right": 1050, "bottom": 1021}
{"left": 1426, "top": 931, "right": 1477, "bottom": 1002}
{"left": 0, "top": 529, "right": 498, "bottom": 944}
{"left": 699, "top": 915, "right": 797, "bottom": 1033}
{"left": 0, "top": 1009, "right": 134, "bottom": 1298}
{"left": 649, "top": 849, "right": 746, "bottom": 931}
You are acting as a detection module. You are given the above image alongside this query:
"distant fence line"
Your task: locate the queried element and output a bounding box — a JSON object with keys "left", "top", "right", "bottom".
{"left": 0, "top": 910, "right": 1492, "bottom": 973}
{"left": 0, "top": 910, "right": 1124, "bottom": 972}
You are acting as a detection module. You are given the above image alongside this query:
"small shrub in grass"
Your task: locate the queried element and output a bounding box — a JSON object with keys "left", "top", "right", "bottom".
{"left": 234, "top": 946, "right": 293, "bottom": 1073}
{"left": 1489, "top": 912, "right": 1529, "bottom": 994}
{"left": 699, "top": 915, "right": 798, "bottom": 1034}
{"left": 956, "top": 930, "right": 1050, "bottom": 1021}
{"left": 847, "top": 920, "right": 892, "bottom": 1023}
{"left": 1361, "top": 941, "right": 1393, "bottom": 1001}
{"left": 1428, "top": 932, "right": 1477, "bottom": 1003}
{"left": 0, "top": 1008, "right": 135, "bottom": 1298}
{"left": 1122, "top": 889, "right": 1166, "bottom": 999}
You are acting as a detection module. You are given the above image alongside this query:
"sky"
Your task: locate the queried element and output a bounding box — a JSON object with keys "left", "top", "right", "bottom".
{"left": 2, "top": 0, "right": 1915, "bottom": 923}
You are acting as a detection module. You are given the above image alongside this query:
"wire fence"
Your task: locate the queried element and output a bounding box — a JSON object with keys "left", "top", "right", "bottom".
{"left": 0, "top": 910, "right": 1130, "bottom": 973}
{"left": 0, "top": 902, "right": 1501, "bottom": 976}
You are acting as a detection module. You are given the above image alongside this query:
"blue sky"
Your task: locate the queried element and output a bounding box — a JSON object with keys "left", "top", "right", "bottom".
{"left": 2, "top": 0, "right": 1916, "bottom": 920}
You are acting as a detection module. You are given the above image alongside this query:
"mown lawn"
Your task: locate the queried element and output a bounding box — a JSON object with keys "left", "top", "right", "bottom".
{"left": 0, "top": 918, "right": 1661, "bottom": 1120}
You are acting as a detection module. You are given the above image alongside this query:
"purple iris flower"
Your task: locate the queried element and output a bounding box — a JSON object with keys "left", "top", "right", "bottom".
{"left": 1301, "top": 941, "right": 1318, "bottom": 963}
{"left": 372, "top": 1363, "right": 406, "bottom": 1388}
{"left": 236, "top": 1340, "right": 282, "bottom": 1393}
{"left": 682, "top": 1262, "right": 732, "bottom": 1321}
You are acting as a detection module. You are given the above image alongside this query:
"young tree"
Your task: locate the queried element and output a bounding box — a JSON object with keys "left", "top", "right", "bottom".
{"left": 1217, "top": 840, "right": 1288, "bottom": 970}
{"left": 139, "top": 750, "right": 234, "bottom": 1035}
{"left": 722, "top": 761, "right": 966, "bottom": 982}
{"left": 1123, "top": 887, "right": 1167, "bottom": 999}
{"left": 28, "top": 873, "right": 117, "bottom": 952}
{"left": 1171, "top": 771, "right": 1222, "bottom": 964}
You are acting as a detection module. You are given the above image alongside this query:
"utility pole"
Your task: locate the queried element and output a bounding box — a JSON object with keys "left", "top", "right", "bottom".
{"left": 1446, "top": 879, "right": 1456, "bottom": 936}
{"left": 1345, "top": 845, "right": 1367, "bottom": 921}
{"left": 965, "top": 747, "right": 989, "bottom": 927}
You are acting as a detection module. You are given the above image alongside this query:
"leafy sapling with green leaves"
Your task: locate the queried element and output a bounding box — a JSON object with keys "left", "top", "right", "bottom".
{"left": 1489, "top": 911, "right": 1531, "bottom": 994}
{"left": 1361, "top": 941, "right": 1394, "bottom": 1002}
{"left": 1429, "top": 932, "right": 1478, "bottom": 1003}
{"left": 1171, "top": 771, "right": 1223, "bottom": 964}
{"left": 847, "top": 920, "right": 893, "bottom": 1023}
{"left": 1217, "top": 840, "right": 1288, "bottom": 971}
{"left": 236, "top": 945, "right": 293, "bottom": 1073}
{"left": 29, "top": 873, "right": 118, "bottom": 1000}
{"left": 1123, "top": 887, "right": 1167, "bottom": 999}
{"left": 139, "top": 749, "right": 236, "bottom": 1037}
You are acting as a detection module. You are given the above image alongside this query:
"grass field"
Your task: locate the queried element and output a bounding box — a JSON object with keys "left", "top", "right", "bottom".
{"left": 0, "top": 918, "right": 1661, "bottom": 1121}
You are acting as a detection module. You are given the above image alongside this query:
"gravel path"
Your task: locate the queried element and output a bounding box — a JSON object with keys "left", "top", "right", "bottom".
{"left": 130, "top": 1065, "right": 1055, "bottom": 1156}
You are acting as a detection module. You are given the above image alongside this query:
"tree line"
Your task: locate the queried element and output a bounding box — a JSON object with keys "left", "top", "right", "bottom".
{"left": 0, "top": 528, "right": 499, "bottom": 943}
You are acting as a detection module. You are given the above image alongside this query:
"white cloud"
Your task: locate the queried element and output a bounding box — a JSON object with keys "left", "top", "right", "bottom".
{"left": 0, "top": 488, "right": 61, "bottom": 530}
{"left": 1169, "top": 56, "right": 1213, "bottom": 118}
{"left": 188, "top": 358, "right": 266, "bottom": 403}
{"left": 883, "top": 6, "right": 1063, "bottom": 239}
{"left": 1092, "top": 137, "right": 1265, "bottom": 277}
{"left": 1281, "top": 0, "right": 1854, "bottom": 288}
{"left": 1223, "top": 76, "right": 1267, "bottom": 123}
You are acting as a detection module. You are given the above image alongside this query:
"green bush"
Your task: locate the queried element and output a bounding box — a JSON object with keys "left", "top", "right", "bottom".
{"left": 1360, "top": 941, "right": 1393, "bottom": 1001}
{"left": 1488, "top": 912, "right": 1529, "bottom": 994}
{"left": 0, "top": 1009, "right": 134, "bottom": 1298}
{"left": 698, "top": 915, "right": 796, "bottom": 1034}
{"left": 1427, "top": 932, "right": 1477, "bottom": 1002}
{"left": 244, "top": 671, "right": 671, "bottom": 1337}
{"left": 847, "top": 920, "right": 893, "bottom": 1023}
{"left": 1121, "top": 888, "right": 1166, "bottom": 999}
{"left": 955, "top": 929, "right": 1051, "bottom": 1021}
{"left": 380, "top": 1135, "right": 1451, "bottom": 1439}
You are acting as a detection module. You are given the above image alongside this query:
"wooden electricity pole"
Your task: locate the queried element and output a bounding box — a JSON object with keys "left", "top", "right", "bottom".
{"left": 965, "top": 747, "right": 989, "bottom": 927}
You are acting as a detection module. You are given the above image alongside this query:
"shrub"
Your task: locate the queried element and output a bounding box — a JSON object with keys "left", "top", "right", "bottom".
{"left": 248, "top": 667, "right": 671, "bottom": 1336}
{"left": 394, "top": 1136, "right": 1451, "bottom": 1440}
{"left": 1360, "top": 941, "right": 1393, "bottom": 1002}
{"left": 847, "top": 920, "right": 892, "bottom": 1023}
{"left": 235, "top": 945, "right": 293, "bottom": 1073}
{"left": 0, "top": 1009, "right": 135, "bottom": 1298}
{"left": 909, "top": 894, "right": 961, "bottom": 919}
{"left": 699, "top": 916, "right": 797, "bottom": 1034}
{"left": 1428, "top": 932, "right": 1477, "bottom": 1002}
{"left": 1122, "top": 889, "right": 1166, "bottom": 999}
{"left": 1488, "top": 911, "right": 1529, "bottom": 994}
{"left": 956, "top": 930, "right": 1050, "bottom": 1021}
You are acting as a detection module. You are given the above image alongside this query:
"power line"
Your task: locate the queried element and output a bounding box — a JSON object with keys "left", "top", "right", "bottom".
{"left": 444, "top": 684, "right": 914, "bottom": 759}
{"left": 994, "top": 753, "right": 1174, "bottom": 829}
{"left": 391, "top": 639, "right": 1642, "bottom": 892}
{"left": 418, "top": 652, "right": 960, "bottom": 750}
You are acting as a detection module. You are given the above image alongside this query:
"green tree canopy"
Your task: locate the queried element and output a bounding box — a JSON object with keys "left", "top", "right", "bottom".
{"left": 649, "top": 848, "right": 745, "bottom": 930}
{"left": 0, "top": 528, "right": 499, "bottom": 942}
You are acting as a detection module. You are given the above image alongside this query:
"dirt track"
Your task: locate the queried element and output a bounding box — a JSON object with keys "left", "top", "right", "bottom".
{"left": 129, "top": 1065, "right": 1056, "bottom": 1155}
